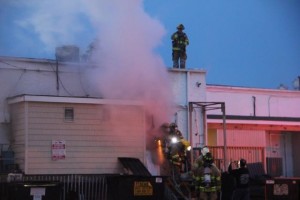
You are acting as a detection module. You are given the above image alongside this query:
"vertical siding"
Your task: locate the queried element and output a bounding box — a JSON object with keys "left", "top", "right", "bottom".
{"left": 12, "top": 101, "right": 145, "bottom": 174}
{"left": 10, "top": 102, "right": 26, "bottom": 170}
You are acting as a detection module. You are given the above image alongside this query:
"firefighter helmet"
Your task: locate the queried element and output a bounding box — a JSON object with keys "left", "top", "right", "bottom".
{"left": 201, "top": 146, "right": 210, "bottom": 156}
{"left": 169, "top": 123, "right": 178, "bottom": 128}
{"left": 239, "top": 158, "right": 247, "bottom": 167}
{"left": 177, "top": 24, "right": 185, "bottom": 30}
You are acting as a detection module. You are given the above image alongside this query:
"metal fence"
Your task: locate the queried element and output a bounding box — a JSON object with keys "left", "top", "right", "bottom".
{"left": 0, "top": 174, "right": 108, "bottom": 200}
{"left": 0, "top": 145, "right": 266, "bottom": 200}
{"left": 194, "top": 146, "right": 265, "bottom": 172}
{"left": 0, "top": 174, "right": 178, "bottom": 200}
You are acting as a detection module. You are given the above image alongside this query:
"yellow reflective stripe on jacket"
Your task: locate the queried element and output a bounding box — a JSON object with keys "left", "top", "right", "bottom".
{"left": 172, "top": 47, "right": 181, "bottom": 51}
{"left": 199, "top": 186, "right": 217, "bottom": 192}
{"left": 199, "top": 176, "right": 217, "bottom": 181}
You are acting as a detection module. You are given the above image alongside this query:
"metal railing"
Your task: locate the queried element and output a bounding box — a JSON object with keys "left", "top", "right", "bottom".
{"left": 193, "top": 146, "right": 265, "bottom": 172}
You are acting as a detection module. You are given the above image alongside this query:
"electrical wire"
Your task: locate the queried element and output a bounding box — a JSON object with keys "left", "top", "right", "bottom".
{"left": 46, "top": 61, "right": 74, "bottom": 96}
{"left": 78, "top": 63, "right": 90, "bottom": 97}
{"left": 2, "top": 70, "right": 26, "bottom": 122}
{"left": 47, "top": 61, "right": 90, "bottom": 97}
{"left": 1, "top": 59, "right": 90, "bottom": 97}
{"left": 193, "top": 108, "right": 200, "bottom": 136}
{"left": 0, "top": 60, "right": 26, "bottom": 69}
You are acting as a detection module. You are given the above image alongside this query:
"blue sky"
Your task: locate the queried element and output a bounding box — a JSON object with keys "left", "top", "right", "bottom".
{"left": 1, "top": 0, "right": 300, "bottom": 89}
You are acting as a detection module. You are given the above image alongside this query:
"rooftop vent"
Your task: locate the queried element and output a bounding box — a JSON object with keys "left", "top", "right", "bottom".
{"left": 55, "top": 45, "right": 80, "bottom": 62}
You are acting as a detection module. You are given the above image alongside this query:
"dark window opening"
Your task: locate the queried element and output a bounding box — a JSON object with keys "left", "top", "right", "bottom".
{"left": 64, "top": 107, "right": 74, "bottom": 121}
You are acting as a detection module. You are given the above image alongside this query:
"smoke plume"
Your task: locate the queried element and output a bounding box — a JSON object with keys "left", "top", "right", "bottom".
{"left": 15, "top": 0, "right": 175, "bottom": 132}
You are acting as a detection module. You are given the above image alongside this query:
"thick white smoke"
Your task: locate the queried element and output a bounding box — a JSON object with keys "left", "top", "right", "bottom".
{"left": 84, "top": 0, "right": 175, "bottom": 127}
{"left": 15, "top": 0, "right": 91, "bottom": 52}
{"left": 16, "top": 0, "right": 175, "bottom": 130}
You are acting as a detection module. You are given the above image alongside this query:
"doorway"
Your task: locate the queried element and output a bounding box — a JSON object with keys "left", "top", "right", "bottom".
{"left": 266, "top": 132, "right": 292, "bottom": 177}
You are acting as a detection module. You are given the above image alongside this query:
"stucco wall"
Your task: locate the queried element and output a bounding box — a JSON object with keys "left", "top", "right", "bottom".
{"left": 168, "top": 69, "right": 206, "bottom": 140}
{"left": 207, "top": 85, "right": 300, "bottom": 117}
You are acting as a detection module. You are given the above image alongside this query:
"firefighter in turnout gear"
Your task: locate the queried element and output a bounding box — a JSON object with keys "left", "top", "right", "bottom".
{"left": 193, "top": 146, "right": 210, "bottom": 170}
{"left": 193, "top": 152, "right": 221, "bottom": 200}
{"left": 163, "top": 123, "right": 191, "bottom": 182}
{"left": 171, "top": 24, "right": 189, "bottom": 69}
{"left": 169, "top": 123, "right": 183, "bottom": 139}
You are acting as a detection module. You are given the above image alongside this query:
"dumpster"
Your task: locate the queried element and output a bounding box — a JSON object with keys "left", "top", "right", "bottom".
{"left": 8, "top": 181, "right": 62, "bottom": 200}
{"left": 265, "top": 178, "right": 300, "bottom": 200}
{"left": 1, "top": 150, "right": 15, "bottom": 172}
{"left": 107, "top": 175, "right": 165, "bottom": 200}
{"left": 221, "top": 172, "right": 235, "bottom": 200}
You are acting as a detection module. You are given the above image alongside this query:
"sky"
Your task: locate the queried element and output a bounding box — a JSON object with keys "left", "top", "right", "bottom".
{"left": 1, "top": 0, "right": 300, "bottom": 90}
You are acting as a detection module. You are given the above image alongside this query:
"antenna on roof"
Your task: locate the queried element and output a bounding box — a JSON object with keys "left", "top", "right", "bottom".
{"left": 293, "top": 76, "right": 300, "bottom": 90}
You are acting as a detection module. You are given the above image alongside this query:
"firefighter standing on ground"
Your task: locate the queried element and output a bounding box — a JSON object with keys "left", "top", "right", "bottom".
{"left": 171, "top": 24, "right": 189, "bottom": 69}
{"left": 193, "top": 146, "right": 210, "bottom": 170}
{"left": 193, "top": 152, "right": 221, "bottom": 200}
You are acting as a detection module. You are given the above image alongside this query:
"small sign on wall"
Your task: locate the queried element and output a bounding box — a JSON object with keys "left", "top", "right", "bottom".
{"left": 52, "top": 140, "right": 66, "bottom": 160}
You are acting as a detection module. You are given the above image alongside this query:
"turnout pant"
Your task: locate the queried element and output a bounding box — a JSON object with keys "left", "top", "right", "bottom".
{"left": 172, "top": 50, "right": 187, "bottom": 69}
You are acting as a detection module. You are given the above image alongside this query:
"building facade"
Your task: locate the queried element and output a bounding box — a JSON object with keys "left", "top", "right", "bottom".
{"left": 206, "top": 85, "right": 300, "bottom": 176}
{"left": 1, "top": 56, "right": 300, "bottom": 177}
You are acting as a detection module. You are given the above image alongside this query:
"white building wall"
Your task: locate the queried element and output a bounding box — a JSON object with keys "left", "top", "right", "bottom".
{"left": 1, "top": 58, "right": 208, "bottom": 145}
{"left": 206, "top": 85, "right": 300, "bottom": 117}
{"left": 0, "top": 57, "right": 101, "bottom": 145}
{"left": 3, "top": 56, "right": 300, "bottom": 176}
{"left": 207, "top": 85, "right": 300, "bottom": 176}
{"left": 0, "top": 58, "right": 100, "bottom": 121}
{"left": 168, "top": 69, "right": 206, "bottom": 142}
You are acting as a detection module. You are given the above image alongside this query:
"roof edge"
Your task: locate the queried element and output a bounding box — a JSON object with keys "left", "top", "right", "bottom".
{"left": 7, "top": 94, "right": 144, "bottom": 106}
{"left": 207, "top": 114, "right": 300, "bottom": 122}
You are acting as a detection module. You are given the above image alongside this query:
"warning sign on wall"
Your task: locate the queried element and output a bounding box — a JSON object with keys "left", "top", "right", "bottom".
{"left": 52, "top": 140, "right": 66, "bottom": 160}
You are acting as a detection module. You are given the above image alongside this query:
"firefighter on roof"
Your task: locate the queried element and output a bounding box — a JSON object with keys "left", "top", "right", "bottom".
{"left": 171, "top": 24, "right": 189, "bottom": 69}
